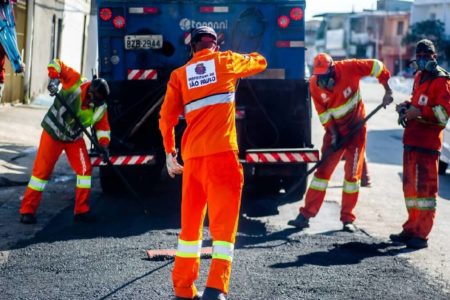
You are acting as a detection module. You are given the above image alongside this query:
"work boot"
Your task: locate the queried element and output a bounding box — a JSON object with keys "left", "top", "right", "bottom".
{"left": 406, "top": 237, "right": 428, "bottom": 249}
{"left": 74, "top": 212, "right": 97, "bottom": 223}
{"left": 175, "top": 292, "right": 202, "bottom": 300}
{"left": 287, "top": 214, "right": 309, "bottom": 230}
{"left": 20, "top": 213, "right": 37, "bottom": 224}
{"left": 202, "top": 288, "right": 226, "bottom": 300}
{"left": 389, "top": 231, "right": 413, "bottom": 243}
{"left": 342, "top": 222, "right": 357, "bottom": 233}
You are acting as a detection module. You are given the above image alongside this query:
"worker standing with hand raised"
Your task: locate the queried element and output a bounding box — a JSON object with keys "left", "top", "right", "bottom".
{"left": 288, "top": 53, "right": 393, "bottom": 233}
{"left": 159, "top": 26, "right": 266, "bottom": 300}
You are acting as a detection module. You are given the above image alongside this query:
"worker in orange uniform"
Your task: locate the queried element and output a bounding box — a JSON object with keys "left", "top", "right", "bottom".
{"left": 19, "top": 59, "right": 111, "bottom": 224}
{"left": 288, "top": 53, "right": 393, "bottom": 232}
{"left": 159, "top": 26, "right": 267, "bottom": 300}
{"left": 391, "top": 39, "right": 450, "bottom": 249}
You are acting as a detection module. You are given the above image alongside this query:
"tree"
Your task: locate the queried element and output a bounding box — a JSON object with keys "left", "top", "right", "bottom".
{"left": 403, "top": 19, "right": 450, "bottom": 63}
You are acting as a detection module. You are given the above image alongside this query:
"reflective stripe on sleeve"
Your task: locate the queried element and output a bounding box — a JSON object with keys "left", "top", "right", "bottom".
{"left": 212, "top": 241, "right": 234, "bottom": 262}
{"left": 96, "top": 130, "right": 111, "bottom": 141}
{"left": 432, "top": 105, "right": 449, "bottom": 126}
{"left": 93, "top": 104, "right": 107, "bottom": 124}
{"left": 343, "top": 179, "right": 360, "bottom": 194}
{"left": 370, "top": 60, "right": 383, "bottom": 78}
{"left": 48, "top": 59, "right": 61, "bottom": 73}
{"left": 185, "top": 92, "right": 234, "bottom": 114}
{"left": 319, "top": 110, "right": 332, "bottom": 125}
{"left": 28, "top": 176, "right": 48, "bottom": 191}
{"left": 309, "top": 176, "right": 328, "bottom": 191}
{"left": 176, "top": 239, "right": 202, "bottom": 258}
{"left": 76, "top": 175, "right": 91, "bottom": 189}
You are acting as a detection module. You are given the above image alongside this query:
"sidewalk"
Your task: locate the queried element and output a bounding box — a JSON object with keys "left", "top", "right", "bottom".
{"left": 0, "top": 104, "right": 79, "bottom": 250}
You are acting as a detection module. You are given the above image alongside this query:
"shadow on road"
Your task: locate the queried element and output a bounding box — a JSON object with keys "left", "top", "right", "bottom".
{"left": 366, "top": 129, "right": 403, "bottom": 166}
{"left": 270, "top": 241, "right": 405, "bottom": 269}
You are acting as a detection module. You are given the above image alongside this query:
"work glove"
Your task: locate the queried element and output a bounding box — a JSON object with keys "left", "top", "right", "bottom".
{"left": 382, "top": 89, "right": 394, "bottom": 108}
{"left": 100, "top": 146, "right": 110, "bottom": 161}
{"left": 166, "top": 152, "right": 183, "bottom": 178}
{"left": 396, "top": 102, "right": 411, "bottom": 128}
{"left": 48, "top": 78, "right": 60, "bottom": 96}
{"left": 331, "top": 132, "right": 341, "bottom": 151}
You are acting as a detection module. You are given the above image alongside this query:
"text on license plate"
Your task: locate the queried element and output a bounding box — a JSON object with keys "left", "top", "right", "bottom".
{"left": 124, "top": 35, "right": 163, "bottom": 49}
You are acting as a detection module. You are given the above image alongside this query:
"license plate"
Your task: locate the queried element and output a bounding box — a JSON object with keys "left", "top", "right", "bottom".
{"left": 124, "top": 35, "right": 163, "bottom": 50}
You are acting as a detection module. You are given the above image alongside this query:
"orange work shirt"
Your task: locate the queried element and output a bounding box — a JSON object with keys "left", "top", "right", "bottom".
{"left": 159, "top": 48, "right": 267, "bottom": 160}
{"left": 404, "top": 71, "right": 450, "bottom": 151}
{"left": 310, "top": 59, "right": 390, "bottom": 135}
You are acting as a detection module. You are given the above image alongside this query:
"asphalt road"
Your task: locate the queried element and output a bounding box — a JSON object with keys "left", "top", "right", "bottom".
{"left": 1, "top": 81, "right": 450, "bottom": 299}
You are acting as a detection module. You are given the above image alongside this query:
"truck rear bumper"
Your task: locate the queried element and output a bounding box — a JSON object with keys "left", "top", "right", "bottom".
{"left": 243, "top": 148, "right": 319, "bottom": 164}
{"left": 90, "top": 155, "right": 155, "bottom": 167}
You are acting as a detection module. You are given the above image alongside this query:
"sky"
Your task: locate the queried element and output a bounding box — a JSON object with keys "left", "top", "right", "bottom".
{"left": 305, "top": 0, "right": 378, "bottom": 21}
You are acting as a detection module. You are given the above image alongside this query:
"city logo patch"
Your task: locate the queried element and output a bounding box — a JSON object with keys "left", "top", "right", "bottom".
{"left": 321, "top": 93, "right": 329, "bottom": 102}
{"left": 343, "top": 87, "right": 352, "bottom": 98}
{"left": 195, "top": 63, "right": 206, "bottom": 75}
{"left": 186, "top": 59, "right": 217, "bottom": 89}
{"left": 418, "top": 94, "right": 428, "bottom": 106}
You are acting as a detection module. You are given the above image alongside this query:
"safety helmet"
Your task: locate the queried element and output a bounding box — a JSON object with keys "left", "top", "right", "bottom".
{"left": 190, "top": 26, "right": 217, "bottom": 44}
{"left": 89, "top": 78, "right": 110, "bottom": 100}
{"left": 313, "top": 53, "right": 334, "bottom": 75}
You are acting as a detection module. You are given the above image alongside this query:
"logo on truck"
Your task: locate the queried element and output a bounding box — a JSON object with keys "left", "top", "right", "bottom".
{"left": 179, "top": 18, "right": 228, "bottom": 31}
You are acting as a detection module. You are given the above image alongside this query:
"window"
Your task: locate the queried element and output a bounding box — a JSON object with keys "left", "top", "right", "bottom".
{"left": 397, "top": 21, "right": 404, "bottom": 35}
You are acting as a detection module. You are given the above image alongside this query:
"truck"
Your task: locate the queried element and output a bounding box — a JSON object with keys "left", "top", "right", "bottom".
{"left": 94, "top": 0, "right": 319, "bottom": 197}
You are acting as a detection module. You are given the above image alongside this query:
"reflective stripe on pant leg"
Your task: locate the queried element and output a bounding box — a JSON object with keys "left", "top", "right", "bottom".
{"left": 28, "top": 176, "right": 48, "bottom": 191}
{"left": 205, "top": 152, "right": 242, "bottom": 294}
{"left": 64, "top": 139, "right": 92, "bottom": 214}
{"left": 402, "top": 149, "right": 418, "bottom": 234}
{"left": 415, "top": 151, "right": 439, "bottom": 239}
{"left": 20, "top": 130, "right": 65, "bottom": 215}
{"left": 301, "top": 176, "right": 329, "bottom": 218}
{"left": 212, "top": 241, "right": 234, "bottom": 262}
{"left": 173, "top": 157, "right": 207, "bottom": 299}
{"left": 76, "top": 175, "right": 91, "bottom": 188}
{"left": 343, "top": 179, "right": 359, "bottom": 194}
{"left": 176, "top": 239, "right": 202, "bottom": 258}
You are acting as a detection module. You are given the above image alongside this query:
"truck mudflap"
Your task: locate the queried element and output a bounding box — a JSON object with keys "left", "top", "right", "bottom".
{"left": 245, "top": 148, "right": 319, "bottom": 164}
{"left": 90, "top": 155, "right": 155, "bottom": 167}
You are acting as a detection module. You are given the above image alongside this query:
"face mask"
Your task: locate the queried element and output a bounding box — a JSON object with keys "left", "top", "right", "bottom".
{"left": 415, "top": 57, "right": 437, "bottom": 72}
{"left": 317, "top": 74, "right": 335, "bottom": 90}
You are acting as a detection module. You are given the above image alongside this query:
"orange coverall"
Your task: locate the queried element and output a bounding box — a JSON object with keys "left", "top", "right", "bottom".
{"left": 401, "top": 72, "right": 450, "bottom": 239}
{"left": 20, "top": 60, "right": 110, "bottom": 216}
{"left": 159, "top": 49, "right": 267, "bottom": 298}
{"left": 300, "top": 59, "right": 390, "bottom": 223}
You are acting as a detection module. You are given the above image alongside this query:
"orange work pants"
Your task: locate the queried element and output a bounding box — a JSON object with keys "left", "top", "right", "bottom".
{"left": 402, "top": 148, "right": 438, "bottom": 240}
{"left": 20, "top": 130, "right": 92, "bottom": 216}
{"left": 300, "top": 127, "right": 366, "bottom": 223}
{"left": 172, "top": 151, "right": 243, "bottom": 298}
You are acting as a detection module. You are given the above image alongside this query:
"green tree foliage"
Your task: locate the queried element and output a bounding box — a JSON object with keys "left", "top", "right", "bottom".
{"left": 404, "top": 19, "right": 449, "bottom": 61}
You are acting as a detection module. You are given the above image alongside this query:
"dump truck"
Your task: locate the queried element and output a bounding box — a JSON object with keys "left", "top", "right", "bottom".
{"left": 94, "top": 0, "right": 319, "bottom": 197}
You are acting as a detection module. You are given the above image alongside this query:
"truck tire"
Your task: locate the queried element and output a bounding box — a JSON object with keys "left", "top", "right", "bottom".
{"left": 252, "top": 176, "right": 282, "bottom": 196}
{"left": 99, "top": 166, "right": 123, "bottom": 195}
{"left": 439, "top": 160, "right": 448, "bottom": 175}
{"left": 281, "top": 175, "right": 307, "bottom": 202}
{"left": 99, "top": 163, "right": 164, "bottom": 195}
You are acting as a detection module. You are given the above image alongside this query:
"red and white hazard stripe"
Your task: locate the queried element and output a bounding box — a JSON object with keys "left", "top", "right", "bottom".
{"left": 199, "top": 6, "right": 229, "bottom": 13}
{"left": 127, "top": 69, "right": 157, "bottom": 80}
{"left": 276, "top": 41, "right": 305, "bottom": 48}
{"left": 184, "top": 32, "right": 191, "bottom": 45}
{"left": 246, "top": 151, "right": 319, "bottom": 163}
{"left": 91, "top": 155, "right": 155, "bottom": 166}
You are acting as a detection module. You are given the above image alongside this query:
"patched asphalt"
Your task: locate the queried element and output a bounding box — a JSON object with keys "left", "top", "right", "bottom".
{"left": 1, "top": 183, "right": 449, "bottom": 300}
